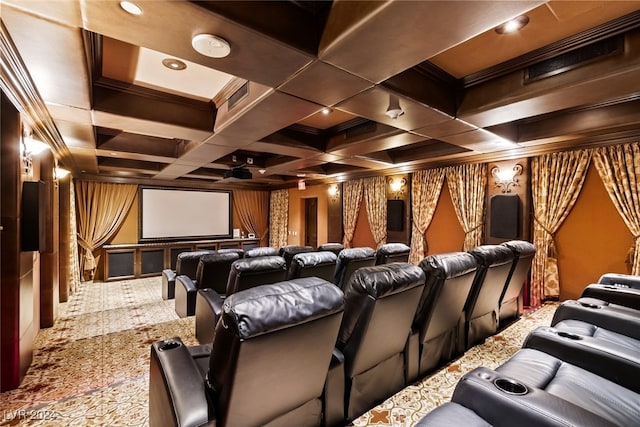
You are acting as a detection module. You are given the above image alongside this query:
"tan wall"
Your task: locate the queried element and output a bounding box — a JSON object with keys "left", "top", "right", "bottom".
{"left": 352, "top": 200, "right": 376, "bottom": 248}
{"left": 556, "top": 163, "right": 632, "bottom": 301}
{"left": 287, "top": 184, "right": 329, "bottom": 247}
{"left": 425, "top": 180, "right": 466, "bottom": 256}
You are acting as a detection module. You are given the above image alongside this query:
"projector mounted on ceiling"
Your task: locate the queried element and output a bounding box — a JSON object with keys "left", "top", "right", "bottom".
{"left": 224, "top": 166, "right": 252, "bottom": 180}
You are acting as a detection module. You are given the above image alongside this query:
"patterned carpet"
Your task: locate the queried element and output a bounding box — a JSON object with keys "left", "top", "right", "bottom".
{"left": 0, "top": 277, "right": 557, "bottom": 426}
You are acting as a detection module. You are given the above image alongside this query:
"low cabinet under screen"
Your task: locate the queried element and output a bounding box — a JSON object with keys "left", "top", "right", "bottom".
{"left": 490, "top": 194, "right": 519, "bottom": 239}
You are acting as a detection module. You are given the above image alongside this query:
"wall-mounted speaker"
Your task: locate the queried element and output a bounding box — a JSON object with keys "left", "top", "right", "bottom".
{"left": 490, "top": 194, "right": 519, "bottom": 239}
{"left": 21, "top": 180, "right": 45, "bottom": 252}
{"left": 387, "top": 199, "right": 404, "bottom": 231}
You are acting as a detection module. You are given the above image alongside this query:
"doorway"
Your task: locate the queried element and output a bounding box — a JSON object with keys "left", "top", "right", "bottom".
{"left": 304, "top": 198, "right": 317, "bottom": 248}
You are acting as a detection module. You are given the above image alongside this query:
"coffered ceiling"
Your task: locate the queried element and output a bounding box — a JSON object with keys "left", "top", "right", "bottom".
{"left": 2, "top": 0, "right": 640, "bottom": 189}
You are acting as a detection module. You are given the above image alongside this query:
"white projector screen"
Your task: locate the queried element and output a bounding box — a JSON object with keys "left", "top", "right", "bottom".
{"left": 140, "top": 187, "right": 231, "bottom": 241}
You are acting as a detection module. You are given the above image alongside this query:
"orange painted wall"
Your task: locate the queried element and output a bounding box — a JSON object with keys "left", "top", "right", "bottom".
{"left": 351, "top": 200, "right": 376, "bottom": 249}
{"left": 287, "top": 184, "right": 329, "bottom": 247}
{"left": 424, "top": 180, "right": 466, "bottom": 256}
{"left": 555, "top": 163, "right": 632, "bottom": 301}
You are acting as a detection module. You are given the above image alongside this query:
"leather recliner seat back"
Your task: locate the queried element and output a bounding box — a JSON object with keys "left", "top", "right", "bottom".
{"left": 317, "top": 243, "right": 344, "bottom": 256}
{"left": 333, "top": 247, "right": 376, "bottom": 290}
{"left": 338, "top": 263, "right": 425, "bottom": 419}
{"left": 287, "top": 251, "right": 337, "bottom": 281}
{"left": 207, "top": 277, "right": 344, "bottom": 427}
{"left": 225, "top": 256, "right": 287, "bottom": 296}
{"left": 279, "top": 245, "right": 314, "bottom": 269}
{"left": 176, "top": 250, "right": 212, "bottom": 279}
{"left": 217, "top": 248, "right": 245, "bottom": 259}
{"left": 416, "top": 252, "right": 478, "bottom": 373}
{"left": 374, "top": 243, "right": 411, "bottom": 265}
{"left": 465, "top": 245, "right": 515, "bottom": 347}
{"left": 245, "top": 247, "right": 278, "bottom": 258}
{"left": 196, "top": 252, "right": 240, "bottom": 294}
{"left": 499, "top": 240, "right": 536, "bottom": 322}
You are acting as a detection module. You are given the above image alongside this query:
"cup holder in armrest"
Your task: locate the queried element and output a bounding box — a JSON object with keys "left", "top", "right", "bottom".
{"left": 158, "top": 340, "right": 182, "bottom": 351}
{"left": 579, "top": 301, "right": 601, "bottom": 309}
{"left": 494, "top": 378, "right": 528, "bottom": 395}
{"left": 556, "top": 331, "right": 582, "bottom": 340}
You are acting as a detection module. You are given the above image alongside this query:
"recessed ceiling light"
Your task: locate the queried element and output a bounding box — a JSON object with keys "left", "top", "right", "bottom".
{"left": 258, "top": 169, "right": 266, "bottom": 174}
{"left": 495, "top": 15, "right": 529, "bottom": 34}
{"left": 162, "top": 58, "right": 187, "bottom": 70}
{"left": 321, "top": 107, "right": 331, "bottom": 115}
{"left": 297, "top": 173, "right": 306, "bottom": 178}
{"left": 119, "top": 1, "right": 142, "bottom": 16}
{"left": 192, "top": 34, "right": 231, "bottom": 58}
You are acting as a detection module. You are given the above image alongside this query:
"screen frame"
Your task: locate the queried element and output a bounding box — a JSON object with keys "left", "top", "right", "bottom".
{"left": 138, "top": 186, "right": 233, "bottom": 243}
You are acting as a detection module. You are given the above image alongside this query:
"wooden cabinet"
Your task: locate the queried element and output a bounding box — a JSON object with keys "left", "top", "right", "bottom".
{"left": 102, "top": 238, "right": 260, "bottom": 280}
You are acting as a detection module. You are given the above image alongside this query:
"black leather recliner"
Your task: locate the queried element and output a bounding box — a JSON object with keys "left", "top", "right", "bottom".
{"left": 174, "top": 252, "right": 240, "bottom": 318}
{"left": 333, "top": 247, "right": 376, "bottom": 290}
{"left": 317, "top": 243, "right": 344, "bottom": 257}
{"left": 194, "top": 256, "right": 288, "bottom": 345}
{"left": 161, "top": 250, "right": 212, "bottom": 300}
{"left": 328, "top": 262, "right": 425, "bottom": 421}
{"left": 279, "top": 245, "right": 314, "bottom": 269}
{"left": 464, "top": 245, "right": 515, "bottom": 348}
{"left": 580, "top": 272, "right": 640, "bottom": 310}
{"left": 408, "top": 252, "right": 478, "bottom": 381}
{"left": 498, "top": 240, "right": 536, "bottom": 326}
{"left": 287, "top": 251, "right": 337, "bottom": 282}
{"left": 374, "top": 242, "right": 411, "bottom": 265}
{"left": 149, "top": 277, "right": 345, "bottom": 427}
{"left": 216, "top": 248, "right": 245, "bottom": 259}
{"left": 245, "top": 246, "right": 278, "bottom": 258}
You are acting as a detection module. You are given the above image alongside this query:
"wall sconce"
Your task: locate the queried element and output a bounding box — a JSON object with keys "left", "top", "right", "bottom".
{"left": 328, "top": 184, "right": 340, "bottom": 202}
{"left": 389, "top": 177, "right": 406, "bottom": 199}
{"left": 298, "top": 179, "right": 306, "bottom": 190}
{"left": 54, "top": 167, "right": 70, "bottom": 179}
{"left": 491, "top": 163, "right": 523, "bottom": 193}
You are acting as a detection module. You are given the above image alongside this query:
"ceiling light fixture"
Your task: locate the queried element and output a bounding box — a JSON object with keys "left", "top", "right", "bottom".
{"left": 321, "top": 107, "right": 331, "bottom": 115}
{"left": 296, "top": 173, "right": 306, "bottom": 178}
{"left": 258, "top": 169, "right": 266, "bottom": 174}
{"left": 192, "top": 34, "right": 231, "bottom": 58}
{"left": 119, "top": 1, "right": 142, "bottom": 16}
{"left": 162, "top": 58, "right": 187, "bottom": 70}
{"left": 495, "top": 15, "right": 529, "bottom": 34}
{"left": 385, "top": 94, "right": 404, "bottom": 119}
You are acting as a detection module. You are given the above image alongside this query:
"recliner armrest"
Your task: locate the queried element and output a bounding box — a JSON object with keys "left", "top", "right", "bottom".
{"left": 176, "top": 275, "right": 197, "bottom": 292}
{"left": 551, "top": 299, "right": 640, "bottom": 340}
{"left": 523, "top": 326, "right": 640, "bottom": 393}
{"left": 162, "top": 269, "right": 177, "bottom": 300}
{"left": 453, "top": 367, "right": 617, "bottom": 427}
{"left": 323, "top": 348, "right": 345, "bottom": 427}
{"left": 149, "top": 337, "right": 212, "bottom": 427}
{"left": 195, "top": 289, "right": 224, "bottom": 345}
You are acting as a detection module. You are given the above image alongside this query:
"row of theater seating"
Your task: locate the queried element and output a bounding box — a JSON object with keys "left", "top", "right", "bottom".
{"left": 416, "top": 272, "right": 640, "bottom": 426}
{"left": 149, "top": 240, "right": 536, "bottom": 426}
{"left": 162, "top": 242, "right": 411, "bottom": 319}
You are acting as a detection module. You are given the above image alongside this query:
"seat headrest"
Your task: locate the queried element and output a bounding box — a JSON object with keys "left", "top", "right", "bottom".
{"left": 377, "top": 243, "right": 410, "bottom": 255}
{"left": 221, "top": 277, "right": 344, "bottom": 339}
{"left": 293, "top": 251, "right": 337, "bottom": 267}
{"left": 347, "top": 263, "right": 425, "bottom": 299}
{"left": 338, "top": 247, "right": 376, "bottom": 261}
{"left": 278, "top": 245, "right": 313, "bottom": 256}
{"left": 217, "top": 248, "right": 245, "bottom": 258}
{"left": 468, "top": 245, "right": 514, "bottom": 267}
{"left": 177, "top": 250, "right": 211, "bottom": 262}
{"left": 245, "top": 247, "right": 278, "bottom": 258}
{"left": 231, "top": 256, "right": 286, "bottom": 273}
{"left": 200, "top": 252, "right": 240, "bottom": 265}
{"left": 318, "top": 243, "right": 344, "bottom": 251}
{"left": 501, "top": 240, "right": 536, "bottom": 257}
{"left": 420, "top": 252, "right": 477, "bottom": 279}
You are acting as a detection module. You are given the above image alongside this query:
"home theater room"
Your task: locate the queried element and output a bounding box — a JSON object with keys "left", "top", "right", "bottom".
{"left": 1, "top": 0, "right": 640, "bottom": 426}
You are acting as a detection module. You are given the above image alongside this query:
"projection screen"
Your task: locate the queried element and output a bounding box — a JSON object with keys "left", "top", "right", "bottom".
{"left": 140, "top": 187, "right": 231, "bottom": 241}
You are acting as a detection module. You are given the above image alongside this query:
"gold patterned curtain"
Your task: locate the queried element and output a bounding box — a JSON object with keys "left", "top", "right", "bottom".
{"left": 343, "top": 179, "right": 364, "bottom": 248}
{"left": 233, "top": 189, "right": 270, "bottom": 246}
{"left": 75, "top": 181, "right": 138, "bottom": 279}
{"left": 531, "top": 150, "right": 590, "bottom": 306}
{"left": 69, "top": 179, "right": 81, "bottom": 290}
{"left": 269, "top": 189, "right": 289, "bottom": 248}
{"left": 409, "top": 168, "right": 446, "bottom": 264}
{"left": 446, "top": 163, "right": 487, "bottom": 251}
{"left": 593, "top": 143, "right": 640, "bottom": 275}
{"left": 363, "top": 176, "right": 387, "bottom": 248}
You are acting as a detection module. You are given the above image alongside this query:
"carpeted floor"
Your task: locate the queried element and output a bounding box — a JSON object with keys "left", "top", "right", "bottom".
{"left": 0, "top": 277, "right": 557, "bottom": 426}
